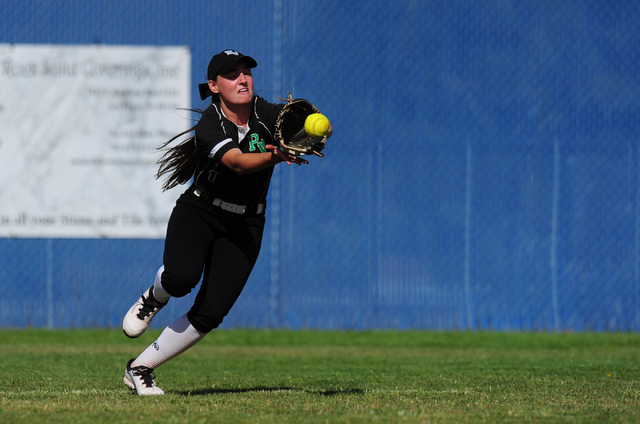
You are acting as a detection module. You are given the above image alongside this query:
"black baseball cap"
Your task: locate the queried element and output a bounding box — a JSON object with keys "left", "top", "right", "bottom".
{"left": 198, "top": 49, "right": 258, "bottom": 100}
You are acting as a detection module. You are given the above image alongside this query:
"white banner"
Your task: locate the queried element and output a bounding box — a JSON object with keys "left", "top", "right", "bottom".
{"left": 0, "top": 44, "right": 191, "bottom": 238}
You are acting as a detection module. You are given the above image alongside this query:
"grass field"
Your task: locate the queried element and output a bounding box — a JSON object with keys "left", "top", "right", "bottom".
{"left": 0, "top": 330, "right": 639, "bottom": 423}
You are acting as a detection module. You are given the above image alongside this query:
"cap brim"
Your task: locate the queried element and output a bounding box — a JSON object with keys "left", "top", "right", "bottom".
{"left": 219, "top": 56, "right": 257, "bottom": 75}
{"left": 238, "top": 56, "right": 258, "bottom": 68}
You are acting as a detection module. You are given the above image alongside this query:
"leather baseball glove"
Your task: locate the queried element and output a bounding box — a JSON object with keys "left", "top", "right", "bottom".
{"left": 274, "top": 93, "right": 329, "bottom": 157}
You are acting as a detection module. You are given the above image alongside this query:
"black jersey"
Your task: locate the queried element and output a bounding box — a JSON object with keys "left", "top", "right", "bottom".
{"left": 192, "top": 96, "right": 284, "bottom": 205}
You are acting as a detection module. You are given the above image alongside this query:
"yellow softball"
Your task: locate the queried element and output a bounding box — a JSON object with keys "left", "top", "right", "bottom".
{"left": 304, "top": 113, "right": 330, "bottom": 138}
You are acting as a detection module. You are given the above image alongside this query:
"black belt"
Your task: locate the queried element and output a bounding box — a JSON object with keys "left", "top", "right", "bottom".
{"left": 192, "top": 188, "right": 265, "bottom": 215}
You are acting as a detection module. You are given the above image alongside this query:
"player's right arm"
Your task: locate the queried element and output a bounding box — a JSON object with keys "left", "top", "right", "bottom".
{"left": 221, "top": 146, "right": 307, "bottom": 175}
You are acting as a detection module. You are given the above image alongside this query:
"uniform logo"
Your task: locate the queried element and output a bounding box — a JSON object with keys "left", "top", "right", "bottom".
{"left": 224, "top": 50, "right": 240, "bottom": 56}
{"left": 208, "top": 170, "right": 217, "bottom": 182}
{"left": 249, "top": 134, "right": 266, "bottom": 153}
{"left": 153, "top": 341, "right": 159, "bottom": 351}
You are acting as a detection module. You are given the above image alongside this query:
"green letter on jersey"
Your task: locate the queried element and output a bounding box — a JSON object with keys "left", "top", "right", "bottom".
{"left": 249, "top": 134, "right": 266, "bottom": 153}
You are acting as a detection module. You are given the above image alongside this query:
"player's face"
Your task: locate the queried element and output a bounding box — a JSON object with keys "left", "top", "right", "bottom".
{"left": 211, "top": 62, "right": 254, "bottom": 106}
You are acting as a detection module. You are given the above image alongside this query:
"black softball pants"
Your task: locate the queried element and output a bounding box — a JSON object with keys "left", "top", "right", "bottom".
{"left": 160, "top": 192, "right": 265, "bottom": 333}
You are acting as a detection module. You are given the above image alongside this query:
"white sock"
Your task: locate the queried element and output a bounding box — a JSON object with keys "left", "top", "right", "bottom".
{"left": 132, "top": 313, "right": 206, "bottom": 369}
{"left": 152, "top": 265, "right": 171, "bottom": 303}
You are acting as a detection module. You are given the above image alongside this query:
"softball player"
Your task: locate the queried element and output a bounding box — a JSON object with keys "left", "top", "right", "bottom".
{"left": 121, "top": 49, "right": 321, "bottom": 395}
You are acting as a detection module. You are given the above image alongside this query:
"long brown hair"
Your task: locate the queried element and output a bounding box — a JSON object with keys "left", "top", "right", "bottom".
{"left": 155, "top": 109, "right": 203, "bottom": 192}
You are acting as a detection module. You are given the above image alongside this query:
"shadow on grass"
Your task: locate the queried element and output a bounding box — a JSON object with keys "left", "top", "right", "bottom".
{"left": 174, "top": 387, "right": 365, "bottom": 396}
{"left": 316, "top": 388, "right": 365, "bottom": 396}
{"left": 174, "top": 386, "right": 299, "bottom": 396}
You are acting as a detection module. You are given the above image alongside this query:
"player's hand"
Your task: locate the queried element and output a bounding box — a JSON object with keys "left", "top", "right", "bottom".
{"left": 266, "top": 144, "right": 309, "bottom": 166}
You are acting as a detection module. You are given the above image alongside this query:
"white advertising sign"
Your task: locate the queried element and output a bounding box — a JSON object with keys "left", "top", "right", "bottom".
{"left": 0, "top": 44, "right": 191, "bottom": 238}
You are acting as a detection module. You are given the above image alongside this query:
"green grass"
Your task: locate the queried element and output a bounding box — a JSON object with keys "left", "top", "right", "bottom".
{"left": 0, "top": 330, "right": 639, "bottom": 423}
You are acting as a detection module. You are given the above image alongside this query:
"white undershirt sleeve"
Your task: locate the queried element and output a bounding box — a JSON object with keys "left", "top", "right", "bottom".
{"left": 209, "top": 138, "right": 233, "bottom": 158}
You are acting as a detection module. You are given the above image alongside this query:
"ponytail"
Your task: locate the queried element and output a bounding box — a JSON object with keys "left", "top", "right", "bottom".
{"left": 156, "top": 109, "right": 203, "bottom": 192}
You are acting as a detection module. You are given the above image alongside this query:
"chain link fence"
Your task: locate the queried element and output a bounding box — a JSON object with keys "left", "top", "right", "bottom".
{"left": 1, "top": 0, "right": 639, "bottom": 331}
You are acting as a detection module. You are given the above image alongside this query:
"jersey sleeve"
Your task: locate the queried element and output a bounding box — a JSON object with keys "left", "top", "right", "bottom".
{"left": 194, "top": 105, "right": 236, "bottom": 166}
